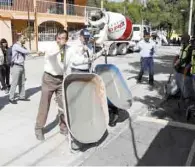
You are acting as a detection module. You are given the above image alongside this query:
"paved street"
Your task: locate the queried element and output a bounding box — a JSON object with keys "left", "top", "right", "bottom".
{"left": 1, "top": 46, "right": 195, "bottom": 166}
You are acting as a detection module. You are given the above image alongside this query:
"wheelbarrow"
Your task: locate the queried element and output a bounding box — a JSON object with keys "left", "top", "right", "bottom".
{"left": 62, "top": 73, "right": 109, "bottom": 148}
{"left": 94, "top": 64, "right": 133, "bottom": 111}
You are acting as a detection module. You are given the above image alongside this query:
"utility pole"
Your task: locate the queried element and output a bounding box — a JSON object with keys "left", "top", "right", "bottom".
{"left": 34, "top": 5, "right": 38, "bottom": 51}
{"left": 188, "top": 0, "right": 193, "bottom": 36}
{"left": 27, "top": 0, "right": 31, "bottom": 50}
{"left": 101, "top": 0, "right": 103, "bottom": 9}
{"left": 124, "top": 6, "right": 126, "bottom": 15}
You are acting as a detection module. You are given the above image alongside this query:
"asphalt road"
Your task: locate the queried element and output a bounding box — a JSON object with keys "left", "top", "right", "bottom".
{"left": 1, "top": 46, "right": 195, "bottom": 166}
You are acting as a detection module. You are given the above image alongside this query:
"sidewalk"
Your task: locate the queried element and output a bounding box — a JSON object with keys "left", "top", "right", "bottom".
{"left": 80, "top": 116, "right": 195, "bottom": 166}
{"left": 0, "top": 46, "right": 183, "bottom": 166}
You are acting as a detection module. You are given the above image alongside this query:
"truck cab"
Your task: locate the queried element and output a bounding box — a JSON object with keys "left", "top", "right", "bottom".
{"left": 131, "top": 24, "right": 151, "bottom": 42}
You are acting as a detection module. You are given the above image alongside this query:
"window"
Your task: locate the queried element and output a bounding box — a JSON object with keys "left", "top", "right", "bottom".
{"left": 0, "top": 0, "right": 13, "bottom": 6}
{"left": 67, "top": 0, "right": 74, "bottom": 4}
{"left": 133, "top": 27, "right": 140, "bottom": 31}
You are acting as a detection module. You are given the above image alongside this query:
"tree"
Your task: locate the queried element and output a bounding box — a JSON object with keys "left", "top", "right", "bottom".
{"left": 104, "top": 0, "right": 194, "bottom": 36}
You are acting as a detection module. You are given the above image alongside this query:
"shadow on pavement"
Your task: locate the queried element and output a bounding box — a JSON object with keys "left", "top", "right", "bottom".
{"left": 43, "top": 115, "right": 59, "bottom": 134}
{"left": 25, "top": 86, "right": 41, "bottom": 99}
{"left": 129, "top": 116, "right": 140, "bottom": 162}
{"left": 0, "top": 86, "right": 41, "bottom": 111}
{"left": 136, "top": 124, "right": 195, "bottom": 166}
{"left": 126, "top": 53, "right": 195, "bottom": 124}
{"left": 117, "top": 109, "right": 129, "bottom": 123}
{"left": 80, "top": 130, "right": 109, "bottom": 152}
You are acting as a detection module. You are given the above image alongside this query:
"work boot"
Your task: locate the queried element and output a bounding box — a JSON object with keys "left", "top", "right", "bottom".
{"left": 35, "top": 128, "right": 45, "bottom": 141}
{"left": 71, "top": 139, "right": 83, "bottom": 152}
{"left": 5, "top": 88, "right": 9, "bottom": 94}
{"left": 108, "top": 107, "right": 119, "bottom": 127}
{"left": 59, "top": 123, "right": 68, "bottom": 135}
{"left": 9, "top": 99, "right": 17, "bottom": 104}
{"left": 137, "top": 72, "right": 143, "bottom": 83}
{"left": 109, "top": 113, "right": 119, "bottom": 127}
{"left": 149, "top": 75, "right": 154, "bottom": 86}
{"left": 59, "top": 114, "right": 68, "bottom": 135}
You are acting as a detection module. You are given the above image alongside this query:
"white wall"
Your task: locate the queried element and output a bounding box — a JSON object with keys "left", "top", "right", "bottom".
{"left": 37, "top": 39, "right": 81, "bottom": 51}
{"left": 0, "top": 19, "right": 12, "bottom": 46}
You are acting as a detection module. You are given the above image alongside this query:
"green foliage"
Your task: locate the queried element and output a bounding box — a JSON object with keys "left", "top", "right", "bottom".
{"left": 104, "top": 0, "right": 195, "bottom": 35}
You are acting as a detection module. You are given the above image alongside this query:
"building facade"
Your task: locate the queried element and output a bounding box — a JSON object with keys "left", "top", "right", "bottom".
{"left": 0, "top": 0, "right": 99, "bottom": 49}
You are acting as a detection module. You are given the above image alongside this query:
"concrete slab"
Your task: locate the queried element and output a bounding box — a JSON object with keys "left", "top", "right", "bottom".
{"left": 81, "top": 117, "right": 195, "bottom": 166}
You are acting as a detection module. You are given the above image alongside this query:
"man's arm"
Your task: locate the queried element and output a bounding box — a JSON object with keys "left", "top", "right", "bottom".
{"left": 137, "top": 41, "right": 143, "bottom": 51}
{"left": 15, "top": 44, "right": 41, "bottom": 55}
{"left": 14, "top": 44, "right": 30, "bottom": 55}
{"left": 72, "top": 53, "right": 89, "bottom": 66}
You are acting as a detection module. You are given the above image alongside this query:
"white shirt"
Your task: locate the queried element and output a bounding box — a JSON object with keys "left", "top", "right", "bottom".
{"left": 42, "top": 42, "right": 68, "bottom": 76}
{"left": 0, "top": 48, "right": 4, "bottom": 65}
{"left": 64, "top": 42, "right": 105, "bottom": 74}
{"left": 68, "top": 41, "right": 93, "bottom": 70}
{"left": 138, "top": 39, "right": 156, "bottom": 58}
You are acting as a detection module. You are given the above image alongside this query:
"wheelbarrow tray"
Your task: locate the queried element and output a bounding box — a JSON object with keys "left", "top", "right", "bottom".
{"left": 62, "top": 73, "right": 109, "bottom": 144}
{"left": 95, "top": 64, "right": 132, "bottom": 110}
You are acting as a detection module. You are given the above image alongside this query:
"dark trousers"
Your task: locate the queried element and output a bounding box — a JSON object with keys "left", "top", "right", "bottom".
{"left": 3, "top": 64, "right": 10, "bottom": 87}
{"left": 0, "top": 65, "right": 6, "bottom": 89}
{"left": 35, "top": 72, "right": 65, "bottom": 129}
{"left": 137, "top": 57, "right": 154, "bottom": 83}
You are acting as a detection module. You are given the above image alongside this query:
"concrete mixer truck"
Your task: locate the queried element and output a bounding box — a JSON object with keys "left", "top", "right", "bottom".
{"left": 87, "top": 10, "right": 136, "bottom": 56}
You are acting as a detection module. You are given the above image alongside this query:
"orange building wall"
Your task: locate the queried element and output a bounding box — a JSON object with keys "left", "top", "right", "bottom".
{"left": 0, "top": 19, "right": 12, "bottom": 45}
{"left": 12, "top": 20, "right": 28, "bottom": 33}
{"left": 74, "top": 0, "right": 87, "bottom": 6}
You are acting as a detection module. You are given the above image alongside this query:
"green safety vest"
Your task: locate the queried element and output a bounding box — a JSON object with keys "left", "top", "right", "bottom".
{"left": 179, "top": 44, "right": 191, "bottom": 68}
{"left": 190, "top": 49, "right": 195, "bottom": 74}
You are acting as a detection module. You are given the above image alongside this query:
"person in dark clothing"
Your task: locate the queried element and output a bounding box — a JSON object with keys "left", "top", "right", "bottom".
{"left": 174, "top": 33, "right": 195, "bottom": 105}
{"left": 0, "top": 39, "right": 10, "bottom": 94}
{"left": 0, "top": 39, "right": 9, "bottom": 93}
{"left": 0, "top": 48, "right": 6, "bottom": 92}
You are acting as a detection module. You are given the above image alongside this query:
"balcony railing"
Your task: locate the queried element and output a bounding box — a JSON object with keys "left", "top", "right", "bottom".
{"left": 0, "top": 0, "right": 34, "bottom": 12}
{"left": 66, "top": 4, "right": 100, "bottom": 17}
{"left": 36, "top": 0, "right": 64, "bottom": 15}
{"left": 0, "top": 0, "right": 100, "bottom": 16}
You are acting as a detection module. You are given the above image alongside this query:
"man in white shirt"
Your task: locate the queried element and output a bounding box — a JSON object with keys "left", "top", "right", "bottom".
{"left": 70, "top": 29, "right": 93, "bottom": 73}
{"left": 64, "top": 29, "right": 108, "bottom": 151}
{"left": 35, "top": 30, "right": 69, "bottom": 140}
{"left": 137, "top": 32, "right": 156, "bottom": 86}
{"left": 67, "top": 29, "right": 107, "bottom": 74}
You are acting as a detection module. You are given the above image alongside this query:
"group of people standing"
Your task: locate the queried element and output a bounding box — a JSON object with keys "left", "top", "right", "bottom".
{"left": 4, "top": 27, "right": 195, "bottom": 151}
{"left": 35, "top": 29, "right": 108, "bottom": 151}
{"left": 0, "top": 29, "right": 112, "bottom": 151}
{"left": 0, "top": 39, "right": 11, "bottom": 94}
{"left": 136, "top": 30, "right": 195, "bottom": 104}
{"left": 0, "top": 34, "right": 39, "bottom": 104}
{"left": 174, "top": 33, "right": 195, "bottom": 106}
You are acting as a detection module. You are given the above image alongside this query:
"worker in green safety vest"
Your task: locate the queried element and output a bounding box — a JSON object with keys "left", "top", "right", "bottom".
{"left": 174, "top": 33, "right": 195, "bottom": 105}
{"left": 190, "top": 36, "right": 195, "bottom": 75}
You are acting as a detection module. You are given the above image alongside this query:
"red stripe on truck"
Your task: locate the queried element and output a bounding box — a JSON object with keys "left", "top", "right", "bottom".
{"left": 118, "top": 17, "right": 132, "bottom": 40}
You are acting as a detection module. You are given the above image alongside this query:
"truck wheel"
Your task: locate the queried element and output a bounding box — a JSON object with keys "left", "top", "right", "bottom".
{"left": 108, "top": 43, "right": 118, "bottom": 56}
{"left": 118, "top": 43, "right": 127, "bottom": 55}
